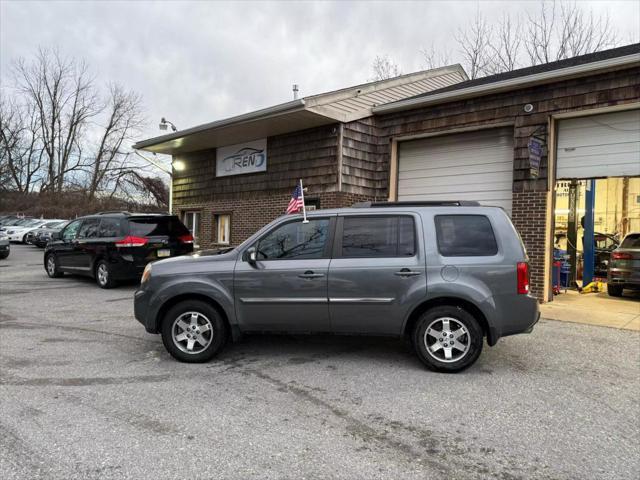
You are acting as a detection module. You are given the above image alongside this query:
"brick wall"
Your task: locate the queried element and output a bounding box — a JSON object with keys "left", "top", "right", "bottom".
{"left": 511, "top": 191, "right": 548, "bottom": 299}
{"left": 176, "top": 191, "right": 373, "bottom": 249}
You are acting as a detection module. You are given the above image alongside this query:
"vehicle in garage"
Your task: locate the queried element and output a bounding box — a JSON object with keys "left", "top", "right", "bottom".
{"left": 44, "top": 212, "right": 194, "bottom": 288}
{"left": 607, "top": 232, "right": 640, "bottom": 297}
{"left": 134, "top": 202, "right": 540, "bottom": 373}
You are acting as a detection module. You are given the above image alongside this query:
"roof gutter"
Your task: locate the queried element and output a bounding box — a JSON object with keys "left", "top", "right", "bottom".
{"left": 133, "top": 98, "right": 306, "bottom": 150}
{"left": 372, "top": 53, "right": 640, "bottom": 114}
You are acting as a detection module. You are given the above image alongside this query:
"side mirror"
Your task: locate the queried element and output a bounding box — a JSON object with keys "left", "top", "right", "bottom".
{"left": 244, "top": 247, "right": 257, "bottom": 265}
{"left": 51, "top": 231, "right": 61, "bottom": 240}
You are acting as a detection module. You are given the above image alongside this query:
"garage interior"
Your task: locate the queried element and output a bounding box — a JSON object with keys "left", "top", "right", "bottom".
{"left": 551, "top": 108, "right": 640, "bottom": 308}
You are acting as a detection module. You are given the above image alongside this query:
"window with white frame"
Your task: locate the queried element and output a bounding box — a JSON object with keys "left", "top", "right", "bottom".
{"left": 182, "top": 211, "right": 201, "bottom": 245}
{"left": 215, "top": 214, "right": 230, "bottom": 245}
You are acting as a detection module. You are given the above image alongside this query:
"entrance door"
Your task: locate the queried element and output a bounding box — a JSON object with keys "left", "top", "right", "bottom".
{"left": 234, "top": 217, "right": 334, "bottom": 333}
{"left": 328, "top": 214, "right": 426, "bottom": 335}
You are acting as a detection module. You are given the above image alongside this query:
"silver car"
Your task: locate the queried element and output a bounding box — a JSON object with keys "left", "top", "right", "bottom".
{"left": 134, "top": 202, "right": 539, "bottom": 373}
{"left": 607, "top": 232, "right": 640, "bottom": 297}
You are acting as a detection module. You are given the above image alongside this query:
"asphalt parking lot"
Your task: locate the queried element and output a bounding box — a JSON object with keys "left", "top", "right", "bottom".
{"left": 1, "top": 245, "right": 638, "bottom": 480}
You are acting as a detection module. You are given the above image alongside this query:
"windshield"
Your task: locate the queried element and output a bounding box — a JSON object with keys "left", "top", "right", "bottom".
{"left": 43, "top": 221, "right": 64, "bottom": 228}
{"left": 621, "top": 234, "right": 640, "bottom": 249}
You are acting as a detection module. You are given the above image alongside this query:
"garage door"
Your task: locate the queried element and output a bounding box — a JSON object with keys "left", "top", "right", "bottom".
{"left": 398, "top": 127, "right": 514, "bottom": 215}
{"left": 556, "top": 109, "right": 640, "bottom": 179}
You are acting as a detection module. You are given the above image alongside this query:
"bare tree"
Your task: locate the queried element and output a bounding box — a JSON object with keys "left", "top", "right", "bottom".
{"left": 13, "top": 48, "right": 99, "bottom": 194}
{"left": 454, "top": 10, "right": 494, "bottom": 79}
{"left": 453, "top": 1, "right": 623, "bottom": 78}
{"left": 0, "top": 97, "right": 44, "bottom": 193}
{"left": 87, "top": 84, "right": 144, "bottom": 200}
{"left": 370, "top": 55, "right": 402, "bottom": 81}
{"left": 420, "top": 44, "right": 453, "bottom": 70}
{"left": 525, "top": 1, "right": 618, "bottom": 65}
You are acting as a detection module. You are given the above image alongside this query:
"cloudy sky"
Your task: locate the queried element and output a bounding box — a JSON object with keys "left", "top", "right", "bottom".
{"left": 2, "top": 0, "right": 638, "bottom": 150}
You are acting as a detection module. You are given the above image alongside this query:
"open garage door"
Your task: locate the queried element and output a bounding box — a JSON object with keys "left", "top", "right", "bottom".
{"left": 556, "top": 109, "right": 640, "bottom": 179}
{"left": 397, "top": 127, "right": 514, "bottom": 215}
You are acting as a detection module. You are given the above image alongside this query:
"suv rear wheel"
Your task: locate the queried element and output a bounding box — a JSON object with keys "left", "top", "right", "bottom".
{"left": 95, "top": 260, "right": 116, "bottom": 289}
{"left": 413, "top": 305, "right": 483, "bottom": 373}
{"left": 45, "top": 254, "right": 63, "bottom": 278}
{"left": 161, "top": 300, "right": 227, "bottom": 363}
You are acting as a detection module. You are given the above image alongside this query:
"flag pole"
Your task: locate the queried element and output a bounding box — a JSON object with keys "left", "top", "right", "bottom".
{"left": 299, "top": 178, "right": 309, "bottom": 223}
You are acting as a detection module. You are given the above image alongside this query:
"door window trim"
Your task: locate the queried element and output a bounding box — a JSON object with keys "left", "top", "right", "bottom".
{"left": 248, "top": 216, "right": 336, "bottom": 261}
{"left": 332, "top": 214, "right": 418, "bottom": 259}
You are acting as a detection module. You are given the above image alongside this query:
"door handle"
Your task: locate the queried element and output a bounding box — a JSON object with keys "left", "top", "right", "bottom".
{"left": 394, "top": 268, "right": 422, "bottom": 277}
{"left": 298, "top": 271, "right": 325, "bottom": 279}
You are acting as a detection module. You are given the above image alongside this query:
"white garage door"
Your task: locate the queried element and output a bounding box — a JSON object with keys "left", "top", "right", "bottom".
{"left": 556, "top": 109, "right": 640, "bottom": 179}
{"left": 398, "top": 127, "right": 514, "bottom": 215}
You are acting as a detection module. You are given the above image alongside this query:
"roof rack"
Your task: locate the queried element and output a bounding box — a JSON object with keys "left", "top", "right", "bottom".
{"left": 351, "top": 201, "right": 481, "bottom": 208}
{"left": 95, "top": 211, "right": 132, "bottom": 215}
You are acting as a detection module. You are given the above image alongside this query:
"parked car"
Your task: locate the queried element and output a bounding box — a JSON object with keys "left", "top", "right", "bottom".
{"left": 607, "top": 232, "right": 640, "bottom": 297}
{"left": 44, "top": 212, "right": 194, "bottom": 288}
{"left": 0, "top": 231, "right": 10, "bottom": 259}
{"left": 0, "top": 217, "right": 33, "bottom": 231}
{"left": 33, "top": 221, "right": 70, "bottom": 248}
{"left": 134, "top": 201, "right": 540, "bottom": 373}
{"left": 24, "top": 220, "right": 67, "bottom": 244}
{"left": 5, "top": 219, "right": 58, "bottom": 242}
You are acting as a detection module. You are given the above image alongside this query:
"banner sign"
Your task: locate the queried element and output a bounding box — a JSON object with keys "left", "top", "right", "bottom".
{"left": 528, "top": 136, "right": 543, "bottom": 178}
{"left": 216, "top": 139, "right": 267, "bottom": 177}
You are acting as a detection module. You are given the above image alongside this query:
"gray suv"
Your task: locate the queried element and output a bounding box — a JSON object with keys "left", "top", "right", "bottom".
{"left": 134, "top": 202, "right": 539, "bottom": 373}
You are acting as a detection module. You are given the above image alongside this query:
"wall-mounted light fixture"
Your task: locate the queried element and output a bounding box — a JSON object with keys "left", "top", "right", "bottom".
{"left": 159, "top": 117, "right": 178, "bottom": 132}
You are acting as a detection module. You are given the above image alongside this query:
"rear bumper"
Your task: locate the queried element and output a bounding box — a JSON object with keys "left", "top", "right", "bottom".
{"left": 487, "top": 294, "right": 540, "bottom": 345}
{"left": 608, "top": 269, "right": 640, "bottom": 287}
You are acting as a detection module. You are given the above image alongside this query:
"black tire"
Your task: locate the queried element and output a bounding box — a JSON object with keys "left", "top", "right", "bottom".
{"left": 161, "top": 300, "right": 227, "bottom": 363}
{"left": 607, "top": 284, "right": 623, "bottom": 297}
{"left": 0, "top": 251, "right": 9, "bottom": 260}
{"left": 45, "top": 254, "right": 63, "bottom": 278}
{"left": 412, "top": 305, "right": 483, "bottom": 373}
{"left": 95, "top": 259, "right": 117, "bottom": 289}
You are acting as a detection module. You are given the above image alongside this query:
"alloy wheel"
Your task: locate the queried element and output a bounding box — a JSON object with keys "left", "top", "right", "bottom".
{"left": 171, "top": 312, "right": 214, "bottom": 354}
{"left": 97, "top": 263, "right": 109, "bottom": 286}
{"left": 47, "top": 256, "right": 56, "bottom": 276}
{"left": 424, "top": 317, "right": 471, "bottom": 363}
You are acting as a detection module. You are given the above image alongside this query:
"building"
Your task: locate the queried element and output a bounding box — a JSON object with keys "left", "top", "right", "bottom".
{"left": 134, "top": 44, "right": 640, "bottom": 302}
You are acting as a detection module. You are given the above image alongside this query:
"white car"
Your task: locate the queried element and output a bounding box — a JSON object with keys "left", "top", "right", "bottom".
{"left": 6, "top": 219, "right": 65, "bottom": 243}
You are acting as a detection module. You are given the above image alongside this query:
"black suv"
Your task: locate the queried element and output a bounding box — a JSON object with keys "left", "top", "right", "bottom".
{"left": 44, "top": 212, "right": 194, "bottom": 288}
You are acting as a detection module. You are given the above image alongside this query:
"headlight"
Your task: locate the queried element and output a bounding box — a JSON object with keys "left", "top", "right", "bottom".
{"left": 141, "top": 263, "right": 152, "bottom": 284}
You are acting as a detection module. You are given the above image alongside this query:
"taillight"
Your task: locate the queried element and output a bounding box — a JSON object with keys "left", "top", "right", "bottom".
{"left": 611, "top": 251, "right": 632, "bottom": 260}
{"left": 178, "top": 234, "right": 194, "bottom": 244}
{"left": 115, "top": 236, "right": 148, "bottom": 248}
{"left": 517, "top": 262, "right": 530, "bottom": 294}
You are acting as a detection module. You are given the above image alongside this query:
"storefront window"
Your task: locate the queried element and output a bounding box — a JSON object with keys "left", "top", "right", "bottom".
{"left": 215, "top": 214, "right": 230, "bottom": 245}
{"left": 182, "top": 211, "right": 201, "bottom": 245}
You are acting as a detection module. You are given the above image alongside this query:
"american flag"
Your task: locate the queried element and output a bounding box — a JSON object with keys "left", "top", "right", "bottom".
{"left": 286, "top": 183, "right": 304, "bottom": 214}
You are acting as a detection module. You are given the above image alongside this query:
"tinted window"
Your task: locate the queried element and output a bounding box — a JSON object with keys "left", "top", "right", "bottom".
{"left": 99, "top": 218, "right": 123, "bottom": 237}
{"left": 128, "top": 217, "right": 190, "bottom": 237}
{"left": 77, "top": 219, "right": 100, "bottom": 239}
{"left": 342, "top": 216, "right": 416, "bottom": 258}
{"left": 62, "top": 220, "right": 82, "bottom": 241}
{"left": 621, "top": 234, "right": 640, "bottom": 249}
{"left": 257, "top": 219, "right": 329, "bottom": 260}
{"left": 435, "top": 215, "right": 498, "bottom": 256}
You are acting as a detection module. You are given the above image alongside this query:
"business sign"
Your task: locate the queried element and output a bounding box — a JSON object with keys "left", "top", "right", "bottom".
{"left": 216, "top": 139, "right": 267, "bottom": 177}
{"left": 528, "top": 136, "right": 544, "bottom": 178}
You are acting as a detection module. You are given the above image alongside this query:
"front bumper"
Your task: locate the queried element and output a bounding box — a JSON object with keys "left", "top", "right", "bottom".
{"left": 134, "top": 288, "right": 156, "bottom": 333}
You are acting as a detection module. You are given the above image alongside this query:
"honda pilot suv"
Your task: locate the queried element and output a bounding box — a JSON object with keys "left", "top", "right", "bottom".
{"left": 134, "top": 202, "right": 539, "bottom": 373}
{"left": 45, "top": 212, "right": 194, "bottom": 288}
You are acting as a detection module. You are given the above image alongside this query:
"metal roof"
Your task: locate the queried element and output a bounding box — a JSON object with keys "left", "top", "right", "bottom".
{"left": 133, "top": 65, "right": 467, "bottom": 155}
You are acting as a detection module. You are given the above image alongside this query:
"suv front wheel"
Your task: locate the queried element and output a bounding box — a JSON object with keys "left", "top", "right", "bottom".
{"left": 413, "top": 305, "right": 483, "bottom": 373}
{"left": 45, "top": 254, "right": 63, "bottom": 278}
{"left": 161, "top": 300, "right": 227, "bottom": 363}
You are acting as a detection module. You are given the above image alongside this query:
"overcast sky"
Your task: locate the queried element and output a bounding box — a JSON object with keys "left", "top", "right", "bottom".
{"left": 2, "top": 0, "right": 638, "bottom": 151}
